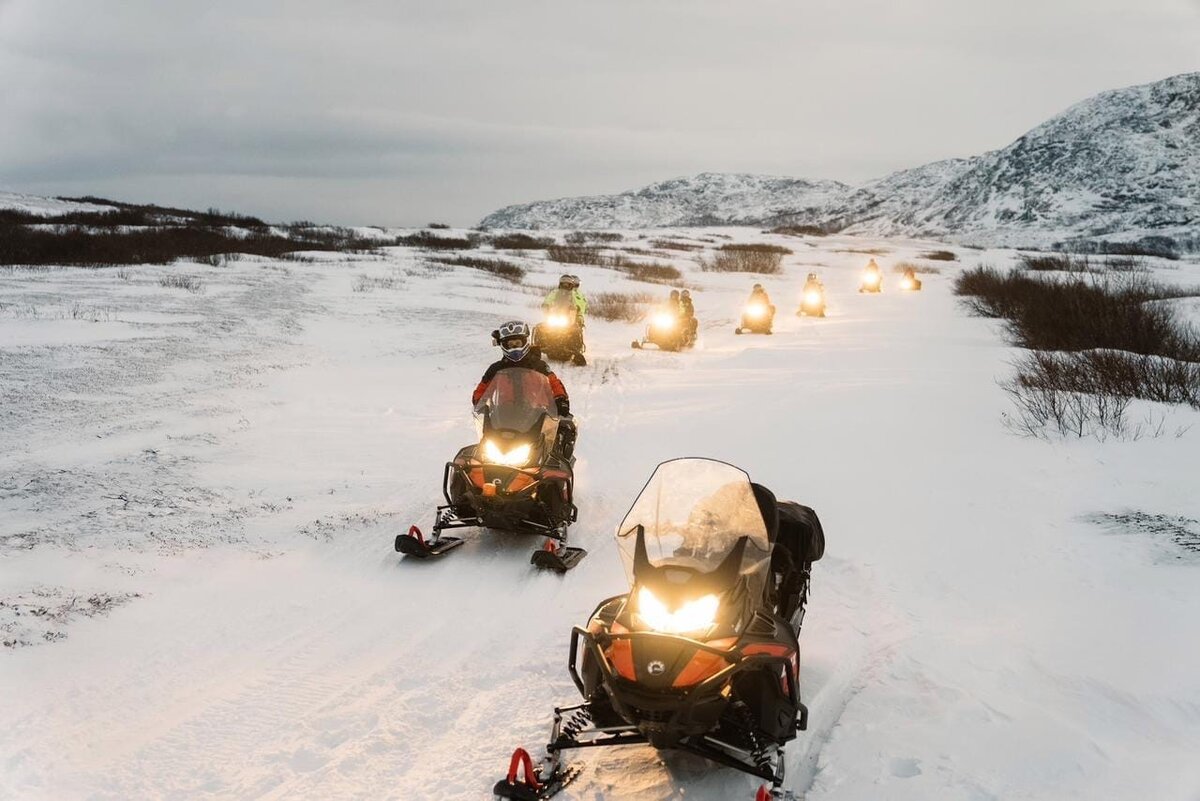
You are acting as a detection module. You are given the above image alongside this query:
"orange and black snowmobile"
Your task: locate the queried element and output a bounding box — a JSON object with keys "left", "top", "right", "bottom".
{"left": 494, "top": 458, "right": 825, "bottom": 799}
{"left": 396, "top": 368, "right": 585, "bottom": 572}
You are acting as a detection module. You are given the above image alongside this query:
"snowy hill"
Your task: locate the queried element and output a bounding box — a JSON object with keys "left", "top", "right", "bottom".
{"left": 481, "top": 172, "right": 849, "bottom": 230}
{"left": 482, "top": 72, "right": 1200, "bottom": 250}
{"left": 0, "top": 191, "right": 118, "bottom": 216}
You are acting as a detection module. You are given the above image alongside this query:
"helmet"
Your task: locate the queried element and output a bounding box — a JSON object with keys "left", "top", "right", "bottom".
{"left": 807, "top": 273, "right": 817, "bottom": 281}
{"left": 669, "top": 289, "right": 680, "bottom": 300}
{"left": 752, "top": 283, "right": 763, "bottom": 291}
{"left": 494, "top": 320, "right": 531, "bottom": 362}
{"left": 681, "top": 289, "right": 691, "bottom": 298}
{"left": 558, "top": 274, "right": 572, "bottom": 289}
{"left": 566, "top": 274, "right": 580, "bottom": 289}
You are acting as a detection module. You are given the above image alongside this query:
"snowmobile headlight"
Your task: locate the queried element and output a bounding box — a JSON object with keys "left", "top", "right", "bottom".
{"left": 547, "top": 313, "right": 570, "bottom": 328}
{"left": 636, "top": 587, "right": 719, "bottom": 635}
{"left": 652, "top": 312, "right": 676, "bottom": 330}
{"left": 863, "top": 272, "right": 880, "bottom": 286}
{"left": 483, "top": 439, "right": 532, "bottom": 467}
{"left": 745, "top": 303, "right": 766, "bottom": 319}
{"left": 901, "top": 276, "right": 915, "bottom": 289}
{"left": 804, "top": 290, "right": 822, "bottom": 305}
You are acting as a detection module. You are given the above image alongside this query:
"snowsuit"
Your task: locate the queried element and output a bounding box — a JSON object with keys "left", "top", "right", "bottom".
{"left": 542, "top": 288, "right": 588, "bottom": 324}
{"left": 748, "top": 288, "right": 776, "bottom": 319}
{"left": 472, "top": 351, "right": 575, "bottom": 458}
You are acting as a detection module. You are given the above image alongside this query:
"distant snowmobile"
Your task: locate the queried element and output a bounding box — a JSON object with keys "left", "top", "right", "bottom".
{"left": 534, "top": 302, "right": 587, "bottom": 366}
{"left": 494, "top": 458, "right": 825, "bottom": 799}
{"left": 632, "top": 307, "right": 694, "bottom": 351}
{"left": 735, "top": 301, "right": 774, "bottom": 335}
{"left": 798, "top": 274, "right": 826, "bottom": 317}
{"left": 898, "top": 267, "right": 923, "bottom": 291}
{"left": 396, "top": 368, "right": 586, "bottom": 572}
{"left": 859, "top": 260, "right": 883, "bottom": 293}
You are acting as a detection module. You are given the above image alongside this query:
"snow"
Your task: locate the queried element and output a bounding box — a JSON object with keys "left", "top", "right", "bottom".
{"left": 2, "top": 233, "right": 1199, "bottom": 800}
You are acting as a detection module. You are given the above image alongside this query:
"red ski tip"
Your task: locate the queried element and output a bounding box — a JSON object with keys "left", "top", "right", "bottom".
{"left": 755, "top": 785, "right": 773, "bottom": 801}
{"left": 407, "top": 525, "right": 425, "bottom": 545}
{"left": 505, "top": 747, "right": 542, "bottom": 791}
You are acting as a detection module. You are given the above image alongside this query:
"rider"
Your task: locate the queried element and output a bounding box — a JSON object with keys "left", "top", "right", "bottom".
{"left": 679, "top": 289, "right": 698, "bottom": 342}
{"left": 473, "top": 320, "right": 575, "bottom": 459}
{"left": 803, "top": 272, "right": 823, "bottom": 293}
{"left": 902, "top": 265, "right": 922, "bottom": 289}
{"left": 543, "top": 274, "right": 588, "bottom": 325}
{"left": 865, "top": 258, "right": 882, "bottom": 277}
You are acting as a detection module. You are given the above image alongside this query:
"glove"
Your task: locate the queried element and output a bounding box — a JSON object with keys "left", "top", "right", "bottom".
{"left": 556, "top": 397, "right": 571, "bottom": 416}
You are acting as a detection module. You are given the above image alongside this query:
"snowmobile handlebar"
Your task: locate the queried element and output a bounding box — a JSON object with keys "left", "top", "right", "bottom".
{"left": 566, "top": 625, "right": 799, "bottom": 720}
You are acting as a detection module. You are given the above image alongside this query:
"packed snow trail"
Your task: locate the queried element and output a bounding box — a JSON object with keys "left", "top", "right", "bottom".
{"left": 2, "top": 234, "right": 1199, "bottom": 800}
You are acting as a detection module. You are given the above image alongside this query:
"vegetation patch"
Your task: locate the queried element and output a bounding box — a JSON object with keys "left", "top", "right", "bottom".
{"left": 955, "top": 266, "right": 1200, "bottom": 437}
{"left": 919, "top": 250, "right": 957, "bottom": 261}
{"left": 432, "top": 255, "right": 526, "bottom": 283}
{"left": 589, "top": 291, "right": 657, "bottom": 322}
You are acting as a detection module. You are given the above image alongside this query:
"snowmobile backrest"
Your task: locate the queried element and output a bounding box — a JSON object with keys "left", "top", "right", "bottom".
{"left": 751, "top": 483, "right": 779, "bottom": 545}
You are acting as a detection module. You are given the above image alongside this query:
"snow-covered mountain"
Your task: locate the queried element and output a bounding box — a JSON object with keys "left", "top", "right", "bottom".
{"left": 0, "top": 191, "right": 117, "bottom": 216}
{"left": 481, "top": 172, "right": 849, "bottom": 230}
{"left": 481, "top": 72, "right": 1200, "bottom": 249}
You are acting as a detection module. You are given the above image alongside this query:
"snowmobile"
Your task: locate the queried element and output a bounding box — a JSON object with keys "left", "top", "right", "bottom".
{"left": 735, "top": 301, "right": 774, "bottom": 335}
{"left": 858, "top": 268, "right": 883, "bottom": 293}
{"left": 534, "top": 301, "right": 587, "bottom": 366}
{"left": 494, "top": 458, "right": 825, "bottom": 799}
{"left": 396, "top": 368, "right": 586, "bottom": 572}
{"left": 632, "top": 309, "right": 694, "bottom": 351}
{"left": 898, "top": 269, "right": 923, "bottom": 291}
{"left": 798, "top": 286, "right": 826, "bottom": 317}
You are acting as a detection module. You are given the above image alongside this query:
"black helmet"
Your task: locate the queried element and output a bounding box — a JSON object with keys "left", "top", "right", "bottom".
{"left": 493, "top": 320, "right": 531, "bottom": 362}
{"left": 753, "top": 283, "right": 763, "bottom": 291}
{"left": 669, "top": 289, "right": 680, "bottom": 300}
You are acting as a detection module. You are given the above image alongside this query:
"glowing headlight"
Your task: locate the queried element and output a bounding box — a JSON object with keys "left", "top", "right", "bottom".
{"left": 863, "top": 272, "right": 880, "bottom": 286}
{"left": 901, "top": 277, "right": 915, "bottom": 289}
{"left": 804, "top": 290, "right": 822, "bottom": 305}
{"left": 547, "top": 313, "right": 569, "bottom": 328}
{"left": 652, "top": 312, "right": 676, "bottom": 330}
{"left": 637, "top": 587, "right": 719, "bottom": 635}
{"left": 483, "top": 439, "right": 532, "bottom": 466}
{"left": 745, "top": 303, "right": 766, "bottom": 319}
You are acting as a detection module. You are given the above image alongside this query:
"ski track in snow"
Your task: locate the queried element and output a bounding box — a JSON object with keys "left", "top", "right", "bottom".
{"left": 2, "top": 236, "right": 1200, "bottom": 800}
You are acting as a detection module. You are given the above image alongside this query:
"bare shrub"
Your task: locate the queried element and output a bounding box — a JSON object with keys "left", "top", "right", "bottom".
{"left": 771, "top": 224, "right": 837, "bottom": 236}
{"left": 721, "top": 243, "right": 792, "bottom": 255}
{"left": 650, "top": 239, "right": 705, "bottom": 251}
{"left": 488, "top": 233, "right": 554, "bottom": 250}
{"left": 701, "top": 249, "right": 782, "bottom": 274}
{"left": 547, "top": 245, "right": 603, "bottom": 265}
{"left": 158, "top": 274, "right": 203, "bottom": 293}
{"left": 1054, "top": 236, "right": 1181, "bottom": 261}
{"left": 919, "top": 250, "right": 957, "bottom": 261}
{"left": 589, "top": 291, "right": 657, "bottom": 322}
{"left": 1001, "top": 377, "right": 1133, "bottom": 439}
{"left": 433, "top": 255, "right": 525, "bottom": 283}
{"left": 893, "top": 262, "right": 943, "bottom": 275}
{"left": 115, "top": 268, "right": 131, "bottom": 281}
{"left": 613, "top": 258, "right": 681, "bottom": 285}
{"left": 565, "top": 231, "right": 623, "bottom": 245}
{"left": 353, "top": 273, "right": 403, "bottom": 292}
{"left": 1104, "top": 257, "right": 1149, "bottom": 273}
{"left": 954, "top": 267, "right": 1200, "bottom": 358}
{"left": 395, "top": 231, "right": 474, "bottom": 250}
{"left": 427, "top": 222, "right": 450, "bottom": 229}
{"left": 1018, "top": 253, "right": 1096, "bottom": 273}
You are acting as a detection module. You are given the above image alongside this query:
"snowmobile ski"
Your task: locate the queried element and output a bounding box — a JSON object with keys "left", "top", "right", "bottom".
{"left": 492, "top": 748, "right": 578, "bottom": 800}
{"left": 530, "top": 539, "right": 587, "bottom": 572}
{"left": 394, "top": 525, "right": 463, "bottom": 558}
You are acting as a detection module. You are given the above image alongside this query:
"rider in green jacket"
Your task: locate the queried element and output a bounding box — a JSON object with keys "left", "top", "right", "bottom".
{"left": 543, "top": 274, "right": 588, "bottom": 323}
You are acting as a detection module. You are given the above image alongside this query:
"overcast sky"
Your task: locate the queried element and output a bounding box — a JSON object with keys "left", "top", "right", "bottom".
{"left": 1, "top": 0, "right": 1197, "bottom": 226}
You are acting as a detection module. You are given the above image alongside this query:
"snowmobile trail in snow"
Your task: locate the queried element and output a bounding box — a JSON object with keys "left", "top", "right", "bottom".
{"left": 3, "top": 234, "right": 1200, "bottom": 801}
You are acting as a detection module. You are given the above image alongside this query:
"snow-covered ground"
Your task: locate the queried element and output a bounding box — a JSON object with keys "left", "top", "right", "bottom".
{"left": 2, "top": 232, "right": 1199, "bottom": 800}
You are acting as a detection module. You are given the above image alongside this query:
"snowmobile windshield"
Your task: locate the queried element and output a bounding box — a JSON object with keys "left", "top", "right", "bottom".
{"left": 473, "top": 368, "right": 558, "bottom": 435}
{"left": 616, "top": 458, "right": 771, "bottom": 595}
